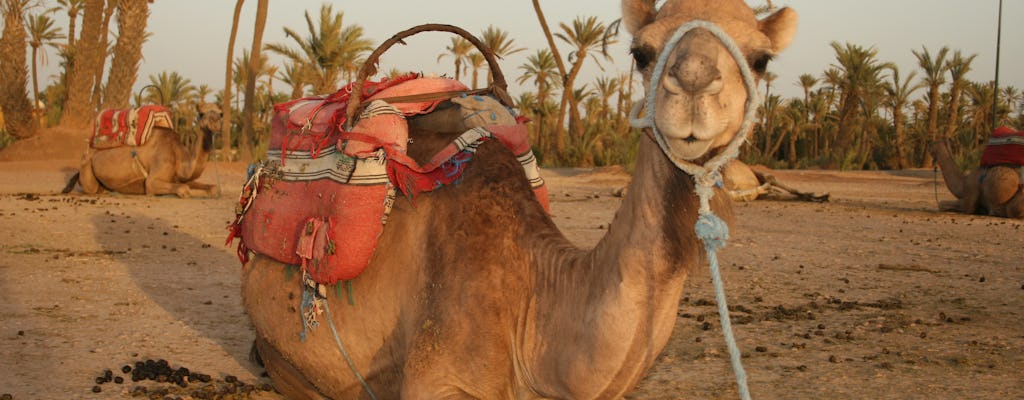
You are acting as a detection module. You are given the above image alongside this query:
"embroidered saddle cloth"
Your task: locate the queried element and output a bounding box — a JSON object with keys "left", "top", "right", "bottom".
{"left": 981, "top": 126, "right": 1024, "bottom": 167}
{"left": 227, "top": 75, "right": 548, "bottom": 285}
{"left": 90, "top": 105, "right": 174, "bottom": 149}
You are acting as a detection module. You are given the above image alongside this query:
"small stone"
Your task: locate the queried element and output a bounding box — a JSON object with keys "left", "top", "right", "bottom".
{"left": 828, "top": 355, "right": 838, "bottom": 363}
{"left": 755, "top": 346, "right": 767, "bottom": 353}
{"left": 978, "top": 276, "right": 986, "bottom": 283}
{"left": 17, "top": 331, "right": 24, "bottom": 336}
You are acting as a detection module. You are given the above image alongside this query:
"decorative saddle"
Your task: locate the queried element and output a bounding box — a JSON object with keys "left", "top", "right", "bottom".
{"left": 981, "top": 126, "right": 1024, "bottom": 167}
{"left": 227, "top": 74, "right": 549, "bottom": 285}
{"left": 90, "top": 105, "right": 174, "bottom": 149}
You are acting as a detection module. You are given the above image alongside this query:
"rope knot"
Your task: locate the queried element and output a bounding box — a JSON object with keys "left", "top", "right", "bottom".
{"left": 695, "top": 211, "right": 729, "bottom": 252}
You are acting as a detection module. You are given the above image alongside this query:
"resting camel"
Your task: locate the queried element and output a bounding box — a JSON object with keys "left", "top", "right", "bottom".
{"left": 62, "top": 103, "right": 221, "bottom": 198}
{"left": 932, "top": 139, "right": 1024, "bottom": 218}
{"left": 242, "top": 1, "right": 797, "bottom": 398}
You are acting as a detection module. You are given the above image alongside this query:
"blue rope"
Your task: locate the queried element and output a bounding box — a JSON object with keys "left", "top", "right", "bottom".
{"left": 630, "top": 20, "right": 758, "bottom": 400}
{"left": 322, "top": 300, "right": 379, "bottom": 400}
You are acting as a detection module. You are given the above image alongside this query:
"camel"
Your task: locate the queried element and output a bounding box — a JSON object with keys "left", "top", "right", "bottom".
{"left": 62, "top": 103, "right": 221, "bottom": 198}
{"left": 241, "top": 1, "right": 797, "bottom": 398}
{"left": 723, "top": 159, "right": 829, "bottom": 202}
{"left": 931, "top": 139, "right": 1024, "bottom": 218}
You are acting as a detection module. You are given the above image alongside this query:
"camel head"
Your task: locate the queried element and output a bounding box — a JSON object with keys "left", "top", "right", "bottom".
{"left": 195, "top": 102, "right": 223, "bottom": 133}
{"left": 623, "top": 0, "right": 797, "bottom": 161}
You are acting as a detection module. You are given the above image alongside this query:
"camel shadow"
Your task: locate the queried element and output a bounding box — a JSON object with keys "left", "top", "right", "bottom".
{"left": 90, "top": 211, "right": 262, "bottom": 376}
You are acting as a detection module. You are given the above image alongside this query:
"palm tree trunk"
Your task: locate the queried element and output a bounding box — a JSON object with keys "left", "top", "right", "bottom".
{"left": 0, "top": 0, "right": 37, "bottom": 138}
{"left": 531, "top": 0, "right": 569, "bottom": 160}
{"left": 221, "top": 0, "right": 245, "bottom": 160}
{"left": 90, "top": 3, "right": 115, "bottom": 107}
{"left": 31, "top": 45, "right": 40, "bottom": 111}
{"left": 101, "top": 0, "right": 149, "bottom": 110}
{"left": 60, "top": 0, "right": 104, "bottom": 128}
{"left": 239, "top": 0, "right": 268, "bottom": 162}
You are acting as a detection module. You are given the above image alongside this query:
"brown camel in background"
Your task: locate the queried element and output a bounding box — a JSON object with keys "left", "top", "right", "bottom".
{"left": 242, "top": 0, "right": 797, "bottom": 398}
{"left": 62, "top": 103, "right": 222, "bottom": 198}
{"left": 932, "top": 139, "right": 1023, "bottom": 218}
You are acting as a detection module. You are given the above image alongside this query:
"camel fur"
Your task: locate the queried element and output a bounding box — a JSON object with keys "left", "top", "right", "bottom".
{"left": 62, "top": 103, "right": 222, "bottom": 198}
{"left": 932, "top": 139, "right": 1024, "bottom": 218}
{"left": 241, "top": 1, "right": 798, "bottom": 398}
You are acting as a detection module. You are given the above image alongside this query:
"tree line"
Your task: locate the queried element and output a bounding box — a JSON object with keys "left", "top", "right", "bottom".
{"left": 1, "top": 0, "right": 1020, "bottom": 171}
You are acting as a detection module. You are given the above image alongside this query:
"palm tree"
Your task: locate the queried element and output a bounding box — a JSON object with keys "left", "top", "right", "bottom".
{"left": 555, "top": 16, "right": 613, "bottom": 152}
{"left": 912, "top": 45, "right": 949, "bottom": 166}
{"left": 1, "top": 0, "right": 38, "bottom": 138}
{"left": 517, "top": 49, "right": 559, "bottom": 106}
{"left": 481, "top": 25, "right": 525, "bottom": 84}
{"left": 50, "top": 0, "right": 83, "bottom": 47}
{"left": 60, "top": 0, "right": 105, "bottom": 128}
{"left": 26, "top": 13, "right": 65, "bottom": 112}
{"left": 102, "top": 0, "right": 151, "bottom": 109}
{"left": 277, "top": 60, "right": 309, "bottom": 98}
{"left": 830, "top": 42, "right": 891, "bottom": 168}
{"left": 239, "top": 0, "right": 268, "bottom": 162}
{"left": 465, "top": 52, "right": 486, "bottom": 89}
{"left": 89, "top": 2, "right": 116, "bottom": 107}
{"left": 195, "top": 84, "right": 212, "bottom": 103}
{"left": 794, "top": 74, "right": 818, "bottom": 166}
{"left": 143, "top": 71, "right": 197, "bottom": 106}
{"left": 941, "top": 50, "right": 976, "bottom": 141}
{"left": 264, "top": 4, "right": 373, "bottom": 95}
{"left": 530, "top": 0, "right": 569, "bottom": 159}
{"left": 49, "top": 0, "right": 82, "bottom": 93}
{"left": 221, "top": 0, "right": 245, "bottom": 158}
{"left": 517, "top": 49, "right": 559, "bottom": 155}
{"left": 882, "top": 65, "right": 922, "bottom": 169}
{"left": 436, "top": 37, "right": 473, "bottom": 82}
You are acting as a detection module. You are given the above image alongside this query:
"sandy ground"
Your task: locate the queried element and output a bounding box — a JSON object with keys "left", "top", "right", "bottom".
{"left": 0, "top": 157, "right": 1021, "bottom": 399}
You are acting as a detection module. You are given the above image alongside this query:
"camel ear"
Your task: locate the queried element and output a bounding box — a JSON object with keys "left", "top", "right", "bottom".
{"left": 759, "top": 7, "right": 798, "bottom": 53}
{"left": 621, "top": 0, "right": 656, "bottom": 34}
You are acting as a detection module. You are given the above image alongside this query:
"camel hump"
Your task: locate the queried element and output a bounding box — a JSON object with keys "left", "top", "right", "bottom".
{"left": 90, "top": 105, "right": 173, "bottom": 149}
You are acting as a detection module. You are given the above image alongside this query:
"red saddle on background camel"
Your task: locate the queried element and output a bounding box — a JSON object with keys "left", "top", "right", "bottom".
{"left": 227, "top": 74, "right": 548, "bottom": 285}
{"left": 90, "top": 105, "right": 174, "bottom": 149}
{"left": 981, "top": 126, "right": 1024, "bottom": 167}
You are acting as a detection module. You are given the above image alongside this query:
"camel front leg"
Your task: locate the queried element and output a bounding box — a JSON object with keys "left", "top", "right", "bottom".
{"left": 145, "top": 177, "right": 192, "bottom": 198}
{"left": 186, "top": 180, "right": 220, "bottom": 197}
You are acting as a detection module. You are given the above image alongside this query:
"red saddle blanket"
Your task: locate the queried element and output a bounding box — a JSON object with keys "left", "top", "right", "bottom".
{"left": 227, "top": 75, "right": 548, "bottom": 285}
{"left": 90, "top": 105, "right": 173, "bottom": 149}
{"left": 981, "top": 126, "right": 1024, "bottom": 167}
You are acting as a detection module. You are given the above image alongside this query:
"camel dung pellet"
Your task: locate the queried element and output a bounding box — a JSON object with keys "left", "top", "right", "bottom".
{"left": 114, "top": 376, "right": 124, "bottom": 384}
{"left": 1, "top": 393, "right": 12, "bottom": 400}
{"left": 91, "top": 386, "right": 102, "bottom": 393}
{"left": 978, "top": 276, "right": 986, "bottom": 283}
{"left": 224, "top": 375, "right": 238, "bottom": 383}
{"left": 122, "top": 365, "right": 132, "bottom": 374}
{"left": 755, "top": 346, "right": 767, "bottom": 352}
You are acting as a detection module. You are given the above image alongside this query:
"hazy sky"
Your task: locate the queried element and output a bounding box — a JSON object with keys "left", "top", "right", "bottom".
{"left": 33, "top": 0, "right": 1023, "bottom": 102}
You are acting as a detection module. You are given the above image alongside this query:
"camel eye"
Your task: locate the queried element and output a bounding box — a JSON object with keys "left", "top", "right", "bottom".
{"left": 750, "top": 53, "right": 774, "bottom": 74}
{"left": 631, "top": 45, "right": 656, "bottom": 70}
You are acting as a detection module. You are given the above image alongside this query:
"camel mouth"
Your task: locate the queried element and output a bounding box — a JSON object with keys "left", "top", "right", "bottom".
{"left": 665, "top": 136, "right": 715, "bottom": 161}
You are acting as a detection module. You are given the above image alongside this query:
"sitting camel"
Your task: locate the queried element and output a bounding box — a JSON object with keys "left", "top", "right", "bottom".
{"left": 723, "top": 159, "right": 829, "bottom": 202}
{"left": 932, "top": 138, "right": 1023, "bottom": 218}
{"left": 242, "top": 1, "right": 797, "bottom": 398}
{"left": 62, "top": 103, "right": 221, "bottom": 198}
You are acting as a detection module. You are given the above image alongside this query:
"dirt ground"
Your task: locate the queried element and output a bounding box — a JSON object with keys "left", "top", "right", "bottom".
{"left": 0, "top": 154, "right": 1021, "bottom": 399}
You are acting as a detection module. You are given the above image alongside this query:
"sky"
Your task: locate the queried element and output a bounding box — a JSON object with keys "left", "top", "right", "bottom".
{"left": 29, "top": 0, "right": 1024, "bottom": 103}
